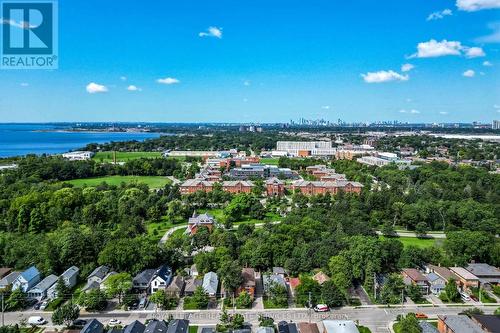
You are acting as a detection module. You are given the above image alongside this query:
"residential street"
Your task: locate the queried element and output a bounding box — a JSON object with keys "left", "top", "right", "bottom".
{"left": 2, "top": 305, "right": 498, "bottom": 333}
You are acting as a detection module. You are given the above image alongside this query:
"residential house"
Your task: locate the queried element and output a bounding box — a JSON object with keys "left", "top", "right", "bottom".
{"left": 12, "top": 266, "right": 41, "bottom": 292}
{"left": 47, "top": 266, "right": 79, "bottom": 299}
{"left": 419, "top": 321, "right": 439, "bottom": 333}
{"left": 450, "top": 267, "right": 479, "bottom": 291}
{"left": 298, "top": 323, "right": 319, "bottom": 333}
{"left": 470, "top": 314, "right": 500, "bottom": 333}
{"left": 466, "top": 263, "right": 500, "bottom": 287}
{"left": 184, "top": 278, "right": 202, "bottom": 296}
{"left": 0, "top": 271, "right": 20, "bottom": 290}
{"left": 166, "top": 320, "right": 190, "bottom": 333}
{"left": 426, "top": 272, "right": 446, "bottom": 295}
{"left": 133, "top": 268, "right": 156, "bottom": 292}
{"left": 123, "top": 321, "right": 145, "bottom": 333}
{"left": 187, "top": 213, "right": 216, "bottom": 235}
{"left": 272, "top": 267, "right": 287, "bottom": 278}
{"left": 278, "top": 322, "right": 298, "bottom": 333}
{"left": 426, "top": 265, "right": 457, "bottom": 283}
{"left": 108, "top": 328, "right": 123, "bottom": 333}
{"left": 237, "top": 268, "right": 256, "bottom": 297}
{"left": 321, "top": 320, "right": 360, "bottom": 333}
{"left": 437, "top": 315, "right": 484, "bottom": 333}
{"left": 27, "top": 274, "right": 58, "bottom": 300}
{"left": 83, "top": 265, "right": 110, "bottom": 292}
{"left": 150, "top": 265, "right": 173, "bottom": 294}
{"left": 313, "top": 271, "right": 330, "bottom": 285}
{"left": 262, "top": 273, "right": 287, "bottom": 294}
{"left": 0, "top": 268, "right": 12, "bottom": 279}
{"left": 202, "top": 272, "right": 218, "bottom": 297}
{"left": 144, "top": 320, "right": 168, "bottom": 333}
{"left": 81, "top": 319, "right": 104, "bottom": 333}
{"left": 165, "top": 275, "right": 185, "bottom": 297}
{"left": 401, "top": 268, "right": 429, "bottom": 294}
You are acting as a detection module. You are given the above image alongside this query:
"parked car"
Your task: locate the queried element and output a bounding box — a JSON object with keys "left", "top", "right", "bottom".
{"left": 39, "top": 301, "right": 48, "bottom": 310}
{"left": 470, "top": 294, "right": 479, "bottom": 302}
{"left": 33, "top": 302, "right": 42, "bottom": 310}
{"left": 72, "top": 319, "right": 87, "bottom": 327}
{"left": 109, "top": 319, "right": 121, "bottom": 326}
{"left": 28, "top": 316, "right": 47, "bottom": 326}
{"left": 460, "top": 292, "right": 471, "bottom": 301}
{"left": 139, "top": 297, "right": 148, "bottom": 309}
{"left": 415, "top": 313, "right": 428, "bottom": 319}
{"left": 313, "top": 304, "right": 330, "bottom": 312}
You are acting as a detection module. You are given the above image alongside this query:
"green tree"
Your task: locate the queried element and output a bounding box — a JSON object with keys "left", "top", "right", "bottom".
{"left": 218, "top": 261, "right": 242, "bottom": 293}
{"left": 150, "top": 290, "right": 177, "bottom": 310}
{"left": 443, "top": 278, "right": 460, "bottom": 302}
{"left": 79, "top": 288, "right": 107, "bottom": 311}
{"left": 235, "top": 290, "right": 253, "bottom": 309}
{"left": 394, "top": 313, "right": 422, "bottom": 333}
{"left": 55, "top": 277, "right": 70, "bottom": 299}
{"left": 103, "top": 272, "right": 132, "bottom": 304}
{"left": 51, "top": 301, "right": 80, "bottom": 327}
{"left": 5, "top": 289, "right": 27, "bottom": 311}
{"left": 321, "top": 280, "right": 344, "bottom": 308}
{"left": 329, "top": 255, "right": 352, "bottom": 301}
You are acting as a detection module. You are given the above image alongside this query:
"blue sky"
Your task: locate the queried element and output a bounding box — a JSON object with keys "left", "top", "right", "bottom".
{"left": 0, "top": 0, "right": 499, "bottom": 123}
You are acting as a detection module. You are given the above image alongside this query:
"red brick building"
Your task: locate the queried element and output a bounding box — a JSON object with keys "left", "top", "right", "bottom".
{"left": 289, "top": 180, "right": 363, "bottom": 195}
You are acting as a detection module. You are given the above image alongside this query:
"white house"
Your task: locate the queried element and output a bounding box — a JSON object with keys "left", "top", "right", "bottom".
{"left": 82, "top": 265, "right": 110, "bottom": 292}
{"left": 62, "top": 151, "right": 94, "bottom": 161}
{"left": 150, "top": 265, "right": 173, "bottom": 294}
{"left": 12, "top": 266, "right": 41, "bottom": 292}
{"left": 47, "top": 266, "right": 79, "bottom": 299}
{"left": 202, "top": 272, "right": 218, "bottom": 297}
{"left": 28, "top": 274, "right": 58, "bottom": 300}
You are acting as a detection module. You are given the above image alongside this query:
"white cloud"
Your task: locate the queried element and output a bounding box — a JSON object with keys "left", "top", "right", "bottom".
{"left": 243, "top": 80, "right": 251, "bottom": 86}
{"left": 400, "top": 109, "right": 420, "bottom": 114}
{"left": 120, "top": 76, "right": 127, "bottom": 81}
{"left": 456, "top": 0, "right": 500, "bottom": 12}
{"left": 20, "top": 82, "right": 29, "bottom": 87}
{"left": 483, "top": 60, "right": 493, "bottom": 66}
{"left": 157, "top": 77, "right": 180, "bottom": 85}
{"left": 494, "top": 104, "right": 500, "bottom": 109}
{"left": 199, "top": 26, "right": 223, "bottom": 39}
{"left": 475, "top": 22, "right": 500, "bottom": 43}
{"left": 0, "top": 18, "right": 35, "bottom": 29}
{"left": 464, "top": 47, "right": 486, "bottom": 58}
{"left": 463, "top": 69, "right": 475, "bottom": 77}
{"left": 127, "top": 85, "right": 141, "bottom": 91}
{"left": 321, "top": 105, "right": 331, "bottom": 110}
{"left": 401, "top": 63, "right": 415, "bottom": 72}
{"left": 86, "top": 82, "right": 108, "bottom": 94}
{"left": 361, "top": 70, "right": 409, "bottom": 83}
{"left": 409, "top": 39, "right": 463, "bottom": 58}
{"left": 439, "top": 111, "right": 449, "bottom": 115}
{"left": 427, "top": 9, "right": 453, "bottom": 21}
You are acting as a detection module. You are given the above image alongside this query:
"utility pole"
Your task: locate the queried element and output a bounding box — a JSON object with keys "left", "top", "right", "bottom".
{"left": 1, "top": 292, "right": 4, "bottom": 327}
{"left": 479, "top": 286, "right": 482, "bottom": 304}
{"left": 401, "top": 289, "right": 404, "bottom": 308}
{"left": 373, "top": 273, "right": 377, "bottom": 300}
{"left": 232, "top": 292, "right": 236, "bottom": 314}
{"left": 308, "top": 292, "right": 312, "bottom": 323}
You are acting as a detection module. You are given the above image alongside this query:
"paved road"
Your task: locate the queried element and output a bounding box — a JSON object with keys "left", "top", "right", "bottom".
{"left": 4, "top": 305, "right": 497, "bottom": 333}
{"left": 375, "top": 231, "right": 447, "bottom": 239}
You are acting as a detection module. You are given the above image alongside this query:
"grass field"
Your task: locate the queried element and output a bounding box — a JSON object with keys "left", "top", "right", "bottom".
{"left": 67, "top": 175, "right": 172, "bottom": 188}
{"left": 93, "top": 151, "right": 162, "bottom": 162}
{"left": 260, "top": 157, "right": 280, "bottom": 165}
{"left": 380, "top": 236, "right": 442, "bottom": 248}
{"left": 198, "top": 208, "right": 280, "bottom": 226}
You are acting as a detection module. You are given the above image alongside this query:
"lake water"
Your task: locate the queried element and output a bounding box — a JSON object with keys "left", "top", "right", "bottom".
{"left": 0, "top": 124, "right": 162, "bottom": 157}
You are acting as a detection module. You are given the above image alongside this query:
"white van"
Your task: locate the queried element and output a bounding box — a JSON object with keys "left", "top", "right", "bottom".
{"left": 28, "top": 316, "right": 47, "bottom": 325}
{"left": 460, "top": 292, "right": 471, "bottom": 302}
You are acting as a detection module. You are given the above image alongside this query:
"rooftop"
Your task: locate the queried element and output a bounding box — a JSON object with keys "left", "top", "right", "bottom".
{"left": 450, "top": 267, "right": 479, "bottom": 280}
{"left": 31, "top": 274, "right": 58, "bottom": 291}
{"left": 438, "top": 315, "right": 483, "bottom": 333}
{"left": 466, "top": 263, "right": 500, "bottom": 277}
{"left": 402, "top": 268, "right": 427, "bottom": 282}
{"left": 322, "top": 320, "right": 359, "bottom": 333}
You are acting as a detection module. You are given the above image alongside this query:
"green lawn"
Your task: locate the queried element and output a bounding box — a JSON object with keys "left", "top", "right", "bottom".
{"left": 188, "top": 326, "right": 198, "bottom": 333}
{"left": 93, "top": 151, "right": 163, "bottom": 162}
{"left": 67, "top": 175, "right": 171, "bottom": 189}
{"left": 260, "top": 158, "right": 280, "bottom": 165}
{"left": 263, "top": 299, "right": 288, "bottom": 309}
{"left": 379, "top": 236, "right": 442, "bottom": 248}
{"left": 198, "top": 208, "right": 280, "bottom": 226}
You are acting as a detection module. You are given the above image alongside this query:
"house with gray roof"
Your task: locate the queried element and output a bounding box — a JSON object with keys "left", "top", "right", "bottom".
{"left": 123, "top": 320, "right": 145, "bottom": 333}
{"left": 184, "top": 278, "right": 202, "bottom": 296}
{"left": 12, "top": 266, "right": 41, "bottom": 292}
{"left": 202, "top": 272, "right": 218, "bottom": 297}
{"left": 419, "top": 321, "right": 438, "bottom": 333}
{"left": 0, "top": 271, "right": 20, "bottom": 290}
{"left": 426, "top": 272, "right": 446, "bottom": 295}
{"left": 438, "top": 315, "right": 484, "bottom": 333}
{"left": 28, "top": 274, "right": 58, "bottom": 300}
{"left": 144, "top": 320, "right": 168, "bottom": 333}
{"left": 47, "top": 266, "right": 79, "bottom": 299}
{"left": 81, "top": 319, "right": 104, "bottom": 333}
{"left": 133, "top": 268, "right": 156, "bottom": 291}
{"left": 150, "top": 265, "right": 173, "bottom": 294}
{"left": 166, "top": 319, "right": 189, "bottom": 333}
{"left": 262, "top": 273, "right": 287, "bottom": 294}
{"left": 83, "top": 265, "right": 110, "bottom": 292}
{"left": 466, "top": 263, "right": 500, "bottom": 286}
{"left": 0, "top": 268, "right": 12, "bottom": 279}
{"left": 166, "top": 275, "right": 185, "bottom": 297}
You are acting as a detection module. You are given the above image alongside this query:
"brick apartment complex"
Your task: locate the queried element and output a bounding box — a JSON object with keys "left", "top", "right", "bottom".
{"left": 289, "top": 180, "right": 363, "bottom": 195}
{"left": 180, "top": 179, "right": 254, "bottom": 195}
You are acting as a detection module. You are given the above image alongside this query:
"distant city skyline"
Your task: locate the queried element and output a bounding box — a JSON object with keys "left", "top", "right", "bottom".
{"left": 0, "top": 0, "right": 499, "bottom": 123}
